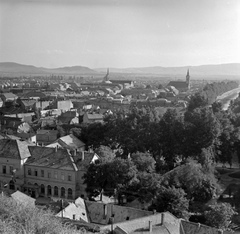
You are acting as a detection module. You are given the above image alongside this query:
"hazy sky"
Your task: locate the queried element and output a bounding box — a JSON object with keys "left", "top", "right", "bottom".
{"left": 0, "top": 0, "right": 240, "bottom": 68}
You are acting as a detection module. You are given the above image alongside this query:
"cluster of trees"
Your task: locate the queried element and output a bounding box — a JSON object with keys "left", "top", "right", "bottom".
{"left": 200, "top": 81, "right": 238, "bottom": 104}
{"left": 80, "top": 86, "right": 240, "bottom": 229}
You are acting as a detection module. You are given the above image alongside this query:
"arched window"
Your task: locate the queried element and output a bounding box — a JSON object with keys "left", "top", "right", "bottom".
{"left": 54, "top": 186, "right": 58, "bottom": 197}
{"left": 40, "top": 184, "right": 45, "bottom": 195}
{"left": 9, "top": 180, "right": 15, "bottom": 190}
{"left": 47, "top": 185, "right": 51, "bottom": 196}
{"left": 61, "top": 187, "right": 65, "bottom": 198}
{"left": 68, "top": 188, "right": 73, "bottom": 199}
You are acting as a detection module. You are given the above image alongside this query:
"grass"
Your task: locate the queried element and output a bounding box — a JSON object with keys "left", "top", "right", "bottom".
{"left": 0, "top": 194, "right": 83, "bottom": 234}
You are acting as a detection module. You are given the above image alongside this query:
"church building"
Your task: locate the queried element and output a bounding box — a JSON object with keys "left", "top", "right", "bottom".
{"left": 167, "top": 70, "right": 190, "bottom": 92}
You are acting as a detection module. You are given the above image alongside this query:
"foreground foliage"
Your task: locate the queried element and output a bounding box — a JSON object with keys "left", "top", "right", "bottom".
{"left": 0, "top": 195, "right": 81, "bottom": 234}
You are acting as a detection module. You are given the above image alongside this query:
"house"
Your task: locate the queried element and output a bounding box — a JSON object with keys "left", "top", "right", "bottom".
{"left": 58, "top": 110, "right": 79, "bottom": 125}
{"left": 83, "top": 113, "right": 103, "bottom": 124}
{"left": 0, "top": 92, "right": 18, "bottom": 106}
{"left": 0, "top": 139, "right": 33, "bottom": 192}
{"left": 36, "top": 129, "right": 58, "bottom": 146}
{"left": 24, "top": 148, "right": 99, "bottom": 199}
{"left": 50, "top": 100, "right": 73, "bottom": 112}
{"left": 46, "top": 134, "right": 85, "bottom": 151}
{"left": 11, "top": 190, "right": 36, "bottom": 207}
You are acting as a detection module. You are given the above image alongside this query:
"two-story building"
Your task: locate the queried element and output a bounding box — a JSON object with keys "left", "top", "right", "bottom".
{"left": 0, "top": 139, "right": 33, "bottom": 192}
{"left": 24, "top": 147, "right": 99, "bottom": 200}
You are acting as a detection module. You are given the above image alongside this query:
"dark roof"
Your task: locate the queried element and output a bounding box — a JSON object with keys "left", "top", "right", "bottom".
{"left": 27, "top": 146, "right": 76, "bottom": 170}
{"left": 0, "top": 139, "right": 32, "bottom": 159}
{"left": 167, "top": 81, "right": 188, "bottom": 89}
{"left": 20, "top": 99, "right": 36, "bottom": 107}
{"left": 27, "top": 146, "right": 96, "bottom": 171}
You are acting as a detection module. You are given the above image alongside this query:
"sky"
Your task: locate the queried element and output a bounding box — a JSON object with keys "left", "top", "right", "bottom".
{"left": 0, "top": 0, "right": 240, "bottom": 68}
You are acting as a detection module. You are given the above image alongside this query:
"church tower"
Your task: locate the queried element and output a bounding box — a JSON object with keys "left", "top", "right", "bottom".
{"left": 186, "top": 69, "right": 190, "bottom": 87}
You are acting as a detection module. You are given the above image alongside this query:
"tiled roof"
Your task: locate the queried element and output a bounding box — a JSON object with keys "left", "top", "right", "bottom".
{"left": 0, "top": 139, "right": 32, "bottom": 159}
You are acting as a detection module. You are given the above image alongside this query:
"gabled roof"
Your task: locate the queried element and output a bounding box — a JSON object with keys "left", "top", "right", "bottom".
{"left": 52, "top": 134, "right": 85, "bottom": 150}
{"left": 11, "top": 191, "right": 36, "bottom": 207}
{"left": 0, "top": 139, "right": 32, "bottom": 159}
{"left": 1, "top": 92, "right": 18, "bottom": 99}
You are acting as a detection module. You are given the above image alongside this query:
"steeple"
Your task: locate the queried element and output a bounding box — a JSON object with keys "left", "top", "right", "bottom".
{"left": 186, "top": 69, "right": 190, "bottom": 89}
{"left": 186, "top": 69, "right": 190, "bottom": 84}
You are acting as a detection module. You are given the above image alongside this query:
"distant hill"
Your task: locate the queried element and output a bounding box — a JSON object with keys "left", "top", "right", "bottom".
{"left": 95, "top": 63, "right": 240, "bottom": 78}
{"left": 0, "top": 62, "right": 97, "bottom": 75}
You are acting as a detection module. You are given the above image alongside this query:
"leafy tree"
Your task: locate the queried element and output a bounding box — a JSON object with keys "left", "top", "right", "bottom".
{"left": 184, "top": 107, "right": 221, "bottom": 158}
{"left": 152, "top": 186, "right": 189, "bottom": 219}
{"left": 57, "top": 125, "right": 66, "bottom": 137}
{"left": 161, "top": 160, "right": 219, "bottom": 202}
{"left": 157, "top": 109, "right": 185, "bottom": 170}
{"left": 69, "top": 127, "right": 82, "bottom": 138}
{"left": 204, "top": 203, "right": 236, "bottom": 230}
{"left": 128, "top": 172, "right": 161, "bottom": 202}
{"left": 95, "top": 145, "right": 115, "bottom": 163}
{"left": 187, "top": 92, "right": 208, "bottom": 112}
{"left": 131, "top": 152, "right": 156, "bottom": 173}
{"left": 84, "top": 158, "right": 137, "bottom": 194}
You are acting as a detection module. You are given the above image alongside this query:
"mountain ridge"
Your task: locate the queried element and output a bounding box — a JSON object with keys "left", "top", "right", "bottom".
{"left": 0, "top": 62, "right": 239, "bottom": 78}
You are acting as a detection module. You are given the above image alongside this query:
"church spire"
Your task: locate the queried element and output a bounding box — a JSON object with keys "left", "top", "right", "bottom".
{"left": 186, "top": 69, "right": 190, "bottom": 86}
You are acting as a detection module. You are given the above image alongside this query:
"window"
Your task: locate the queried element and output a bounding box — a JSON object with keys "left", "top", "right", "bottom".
{"left": 47, "top": 185, "right": 52, "bottom": 196}
{"left": 41, "top": 170, "right": 44, "bottom": 177}
{"left": 47, "top": 172, "right": 51, "bottom": 178}
{"left": 54, "top": 186, "right": 58, "bottom": 197}
{"left": 35, "top": 170, "right": 38, "bottom": 176}
{"left": 68, "top": 174, "right": 72, "bottom": 181}
{"left": 28, "top": 168, "right": 31, "bottom": 176}
{"left": 61, "top": 173, "right": 64, "bottom": 181}
{"left": 40, "top": 184, "right": 45, "bottom": 194}
{"left": 54, "top": 171, "right": 58, "bottom": 179}
{"left": 9, "top": 180, "right": 15, "bottom": 190}
{"left": 73, "top": 214, "right": 76, "bottom": 220}
{"left": 2, "top": 165, "right": 6, "bottom": 174}
{"left": 9, "top": 166, "right": 13, "bottom": 175}
{"left": 68, "top": 188, "right": 73, "bottom": 199}
{"left": 61, "top": 187, "right": 65, "bottom": 198}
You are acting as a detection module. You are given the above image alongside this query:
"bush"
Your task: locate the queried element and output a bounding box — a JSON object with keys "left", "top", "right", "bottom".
{"left": 0, "top": 195, "right": 81, "bottom": 234}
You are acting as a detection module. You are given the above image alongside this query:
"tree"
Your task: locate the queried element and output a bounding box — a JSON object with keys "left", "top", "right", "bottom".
{"left": 152, "top": 186, "right": 189, "bottom": 219}
{"left": 204, "top": 203, "right": 236, "bottom": 230}
{"left": 84, "top": 158, "right": 138, "bottom": 195}
{"left": 69, "top": 127, "right": 82, "bottom": 138}
{"left": 187, "top": 92, "right": 208, "bottom": 112}
{"left": 131, "top": 152, "right": 156, "bottom": 173}
{"left": 157, "top": 109, "right": 185, "bottom": 170}
{"left": 183, "top": 107, "right": 221, "bottom": 158}
{"left": 95, "top": 145, "right": 115, "bottom": 163}
{"left": 127, "top": 172, "right": 161, "bottom": 202}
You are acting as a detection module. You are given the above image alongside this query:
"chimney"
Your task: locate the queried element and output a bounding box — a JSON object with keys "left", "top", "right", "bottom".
{"left": 82, "top": 151, "right": 84, "bottom": 161}
{"left": 149, "top": 221, "right": 152, "bottom": 233}
{"left": 160, "top": 213, "right": 164, "bottom": 225}
{"left": 55, "top": 145, "right": 58, "bottom": 152}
